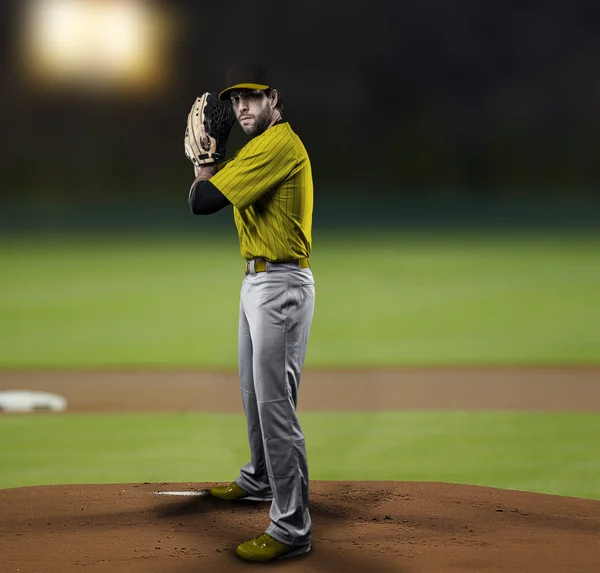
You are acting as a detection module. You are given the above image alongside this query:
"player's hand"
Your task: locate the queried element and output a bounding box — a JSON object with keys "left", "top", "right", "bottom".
{"left": 194, "top": 163, "right": 218, "bottom": 178}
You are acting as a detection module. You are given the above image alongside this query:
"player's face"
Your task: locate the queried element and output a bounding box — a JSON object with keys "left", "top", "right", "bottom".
{"left": 230, "top": 89, "right": 275, "bottom": 137}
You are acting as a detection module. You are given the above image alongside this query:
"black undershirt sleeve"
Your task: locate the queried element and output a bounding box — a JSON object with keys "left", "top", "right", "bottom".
{"left": 189, "top": 180, "right": 231, "bottom": 215}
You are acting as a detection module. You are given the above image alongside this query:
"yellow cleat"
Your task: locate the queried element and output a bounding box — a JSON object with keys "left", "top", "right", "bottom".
{"left": 208, "top": 482, "right": 272, "bottom": 502}
{"left": 236, "top": 533, "right": 311, "bottom": 562}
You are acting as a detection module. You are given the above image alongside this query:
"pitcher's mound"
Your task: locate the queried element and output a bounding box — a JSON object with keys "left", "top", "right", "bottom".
{"left": 1, "top": 481, "right": 598, "bottom": 572}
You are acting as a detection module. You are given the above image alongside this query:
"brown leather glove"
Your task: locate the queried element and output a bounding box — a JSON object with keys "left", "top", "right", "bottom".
{"left": 184, "top": 92, "right": 235, "bottom": 167}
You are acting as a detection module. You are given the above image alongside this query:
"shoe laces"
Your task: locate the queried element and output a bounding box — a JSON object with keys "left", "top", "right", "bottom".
{"left": 254, "top": 533, "right": 275, "bottom": 548}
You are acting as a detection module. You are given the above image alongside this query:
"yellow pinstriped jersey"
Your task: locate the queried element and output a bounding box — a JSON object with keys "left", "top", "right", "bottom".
{"left": 210, "top": 122, "right": 313, "bottom": 262}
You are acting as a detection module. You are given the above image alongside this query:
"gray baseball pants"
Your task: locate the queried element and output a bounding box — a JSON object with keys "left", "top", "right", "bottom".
{"left": 235, "top": 260, "right": 315, "bottom": 548}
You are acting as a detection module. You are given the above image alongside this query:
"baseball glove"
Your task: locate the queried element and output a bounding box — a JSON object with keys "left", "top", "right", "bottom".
{"left": 184, "top": 92, "right": 236, "bottom": 167}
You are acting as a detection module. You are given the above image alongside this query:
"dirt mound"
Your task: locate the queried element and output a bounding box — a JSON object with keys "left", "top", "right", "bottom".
{"left": 1, "top": 481, "right": 598, "bottom": 572}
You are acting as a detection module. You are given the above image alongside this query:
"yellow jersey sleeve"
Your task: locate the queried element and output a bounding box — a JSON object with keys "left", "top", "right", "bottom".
{"left": 210, "top": 126, "right": 302, "bottom": 211}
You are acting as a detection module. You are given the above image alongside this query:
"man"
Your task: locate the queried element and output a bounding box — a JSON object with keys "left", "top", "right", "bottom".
{"left": 187, "top": 59, "right": 315, "bottom": 562}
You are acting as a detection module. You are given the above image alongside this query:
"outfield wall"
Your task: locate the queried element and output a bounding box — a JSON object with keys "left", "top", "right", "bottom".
{"left": 2, "top": 192, "right": 599, "bottom": 234}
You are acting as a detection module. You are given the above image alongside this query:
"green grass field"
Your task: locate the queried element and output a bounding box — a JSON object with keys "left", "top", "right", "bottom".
{"left": 1, "top": 230, "right": 598, "bottom": 498}
{"left": 1, "top": 230, "right": 599, "bottom": 368}
{"left": 1, "top": 411, "right": 599, "bottom": 499}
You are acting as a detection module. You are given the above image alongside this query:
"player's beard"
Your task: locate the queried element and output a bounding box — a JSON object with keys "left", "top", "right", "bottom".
{"left": 240, "top": 106, "right": 271, "bottom": 138}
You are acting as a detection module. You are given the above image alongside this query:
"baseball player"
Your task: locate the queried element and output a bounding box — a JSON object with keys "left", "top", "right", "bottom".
{"left": 184, "top": 59, "right": 315, "bottom": 562}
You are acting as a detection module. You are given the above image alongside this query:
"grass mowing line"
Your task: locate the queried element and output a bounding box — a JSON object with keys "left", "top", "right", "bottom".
{"left": 1, "top": 411, "right": 598, "bottom": 500}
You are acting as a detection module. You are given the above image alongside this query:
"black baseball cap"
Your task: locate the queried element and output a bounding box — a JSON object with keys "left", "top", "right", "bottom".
{"left": 218, "top": 59, "right": 273, "bottom": 100}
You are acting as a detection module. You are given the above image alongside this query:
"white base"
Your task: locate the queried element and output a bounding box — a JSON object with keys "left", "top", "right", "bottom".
{"left": 0, "top": 390, "right": 67, "bottom": 413}
{"left": 153, "top": 491, "right": 209, "bottom": 496}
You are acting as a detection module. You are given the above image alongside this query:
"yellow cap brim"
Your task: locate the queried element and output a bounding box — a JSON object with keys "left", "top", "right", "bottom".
{"left": 218, "top": 83, "right": 270, "bottom": 100}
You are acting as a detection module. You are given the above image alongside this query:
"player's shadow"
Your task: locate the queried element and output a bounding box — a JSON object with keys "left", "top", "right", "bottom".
{"left": 153, "top": 492, "right": 414, "bottom": 573}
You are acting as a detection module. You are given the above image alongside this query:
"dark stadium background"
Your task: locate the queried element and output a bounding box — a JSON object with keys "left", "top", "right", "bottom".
{"left": 1, "top": 0, "right": 598, "bottom": 232}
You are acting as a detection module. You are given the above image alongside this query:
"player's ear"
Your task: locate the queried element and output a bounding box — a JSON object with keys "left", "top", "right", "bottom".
{"left": 268, "top": 89, "right": 278, "bottom": 109}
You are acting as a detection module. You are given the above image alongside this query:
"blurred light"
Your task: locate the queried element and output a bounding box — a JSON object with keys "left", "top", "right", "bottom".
{"left": 17, "top": 0, "right": 177, "bottom": 94}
